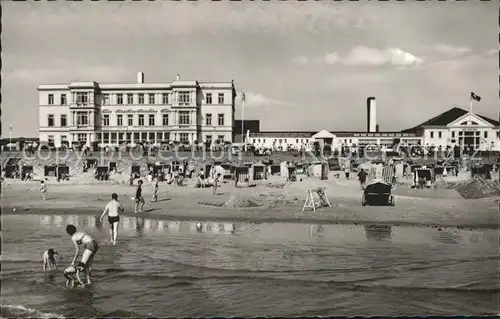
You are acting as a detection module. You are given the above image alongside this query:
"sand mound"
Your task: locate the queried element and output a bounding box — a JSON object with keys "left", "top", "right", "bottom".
{"left": 257, "top": 192, "right": 300, "bottom": 207}
{"left": 224, "top": 195, "right": 261, "bottom": 208}
{"left": 454, "top": 176, "right": 500, "bottom": 199}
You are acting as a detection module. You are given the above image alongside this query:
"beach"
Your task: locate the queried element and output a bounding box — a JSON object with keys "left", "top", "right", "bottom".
{"left": 2, "top": 175, "right": 499, "bottom": 229}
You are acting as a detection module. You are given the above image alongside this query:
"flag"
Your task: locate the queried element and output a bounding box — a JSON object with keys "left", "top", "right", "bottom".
{"left": 241, "top": 91, "right": 246, "bottom": 102}
{"left": 470, "top": 92, "right": 481, "bottom": 102}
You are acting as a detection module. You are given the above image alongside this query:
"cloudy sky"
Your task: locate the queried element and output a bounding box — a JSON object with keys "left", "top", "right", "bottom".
{"left": 2, "top": 1, "right": 498, "bottom": 137}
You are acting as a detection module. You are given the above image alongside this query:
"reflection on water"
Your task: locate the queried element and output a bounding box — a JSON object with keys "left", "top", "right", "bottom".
{"left": 364, "top": 225, "right": 392, "bottom": 241}
{"left": 39, "top": 215, "right": 236, "bottom": 235}
{"left": 3, "top": 214, "right": 499, "bottom": 317}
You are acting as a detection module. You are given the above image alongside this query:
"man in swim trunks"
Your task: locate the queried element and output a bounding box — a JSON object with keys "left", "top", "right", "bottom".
{"left": 42, "top": 248, "right": 60, "bottom": 270}
{"left": 66, "top": 224, "right": 99, "bottom": 285}
{"left": 100, "top": 193, "right": 124, "bottom": 246}
{"left": 134, "top": 180, "right": 145, "bottom": 213}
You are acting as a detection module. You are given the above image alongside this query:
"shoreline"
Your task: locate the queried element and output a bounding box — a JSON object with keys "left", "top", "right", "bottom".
{"left": 2, "top": 179, "right": 499, "bottom": 231}
{"left": 3, "top": 203, "right": 498, "bottom": 231}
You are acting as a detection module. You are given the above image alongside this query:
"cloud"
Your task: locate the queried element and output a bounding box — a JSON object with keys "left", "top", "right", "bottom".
{"left": 4, "top": 2, "right": 372, "bottom": 37}
{"left": 236, "top": 92, "right": 285, "bottom": 108}
{"left": 430, "top": 44, "right": 471, "bottom": 58}
{"left": 292, "top": 56, "right": 309, "bottom": 65}
{"left": 486, "top": 49, "right": 497, "bottom": 56}
{"left": 294, "top": 46, "right": 423, "bottom": 67}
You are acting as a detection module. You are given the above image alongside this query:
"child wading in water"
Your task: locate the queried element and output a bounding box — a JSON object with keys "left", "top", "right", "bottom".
{"left": 40, "top": 181, "right": 47, "bottom": 200}
{"left": 134, "top": 180, "right": 145, "bottom": 213}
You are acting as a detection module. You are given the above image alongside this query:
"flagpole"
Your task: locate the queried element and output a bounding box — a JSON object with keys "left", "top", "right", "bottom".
{"left": 469, "top": 97, "right": 473, "bottom": 113}
{"left": 241, "top": 92, "right": 245, "bottom": 151}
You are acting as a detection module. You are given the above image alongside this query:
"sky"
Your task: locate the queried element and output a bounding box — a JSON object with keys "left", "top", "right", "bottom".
{"left": 2, "top": 1, "right": 498, "bottom": 138}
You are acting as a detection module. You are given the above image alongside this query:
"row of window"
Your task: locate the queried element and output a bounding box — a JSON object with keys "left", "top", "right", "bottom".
{"left": 429, "top": 131, "right": 488, "bottom": 139}
{"left": 46, "top": 112, "right": 226, "bottom": 127}
{"left": 47, "top": 91, "right": 226, "bottom": 106}
{"left": 252, "top": 138, "right": 310, "bottom": 144}
{"left": 46, "top": 133, "right": 226, "bottom": 145}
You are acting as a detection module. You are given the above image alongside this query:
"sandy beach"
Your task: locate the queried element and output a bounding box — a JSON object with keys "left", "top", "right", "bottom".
{"left": 2, "top": 176, "right": 499, "bottom": 229}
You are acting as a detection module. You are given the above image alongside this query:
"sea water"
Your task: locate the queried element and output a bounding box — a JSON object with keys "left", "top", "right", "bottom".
{"left": 1, "top": 214, "right": 498, "bottom": 317}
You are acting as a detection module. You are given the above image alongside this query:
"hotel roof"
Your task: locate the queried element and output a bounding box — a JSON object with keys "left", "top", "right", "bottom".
{"left": 402, "top": 107, "right": 499, "bottom": 133}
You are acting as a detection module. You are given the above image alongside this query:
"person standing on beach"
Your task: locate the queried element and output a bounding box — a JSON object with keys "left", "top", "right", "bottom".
{"left": 100, "top": 193, "right": 124, "bottom": 246}
{"left": 344, "top": 166, "right": 350, "bottom": 180}
{"left": 151, "top": 177, "right": 159, "bottom": 202}
{"left": 357, "top": 168, "right": 368, "bottom": 189}
{"left": 66, "top": 224, "right": 98, "bottom": 285}
{"left": 134, "top": 180, "right": 145, "bottom": 213}
{"left": 213, "top": 173, "right": 221, "bottom": 195}
{"left": 40, "top": 181, "right": 47, "bottom": 200}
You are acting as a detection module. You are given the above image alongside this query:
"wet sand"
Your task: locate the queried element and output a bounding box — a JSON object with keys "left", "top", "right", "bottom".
{"left": 2, "top": 176, "right": 498, "bottom": 230}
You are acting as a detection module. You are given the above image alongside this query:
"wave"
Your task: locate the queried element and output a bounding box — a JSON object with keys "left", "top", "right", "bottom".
{"left": 0, "top": 304, "right": 65, "bottom": 319}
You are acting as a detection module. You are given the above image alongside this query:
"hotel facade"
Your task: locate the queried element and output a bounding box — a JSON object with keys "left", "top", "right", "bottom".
{"left": 38, "top": 73, "right": 236, "bottom": 148}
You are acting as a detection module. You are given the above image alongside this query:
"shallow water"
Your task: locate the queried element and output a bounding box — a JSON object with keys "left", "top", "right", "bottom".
{"left": 1, "top": 214, "right": 498, "bottom": 317}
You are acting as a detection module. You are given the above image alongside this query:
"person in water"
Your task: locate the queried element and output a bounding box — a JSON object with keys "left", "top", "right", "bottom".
{"left": 63, "top": 264, "right": 84, "bottom": 287}
{"left": 42, "top": 248, "right": 60, "bottom": 270}
{"left": 40, "top": 181, "right": 47, "bottom": 200}
{"left": 151, "top": 177, "right": 159, "bottom": 203}
{"left": 134, "top": 180, "right": 145, "bottom": 213}
{"left": 66, "top": 224, "right": 99, "bottom": 285}
{"left": 100, "top": 193, "right": 124, "bottom": 246}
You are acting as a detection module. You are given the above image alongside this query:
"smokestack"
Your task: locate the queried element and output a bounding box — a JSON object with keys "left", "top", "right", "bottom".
{"left": 367, "top": 97, "right": 377, "bottom": 132}
{"left": 176, "top": 74, "right": 180, "bottom": 81}
{"left": 137, "top": 72, "right": 144, "bottom": 84}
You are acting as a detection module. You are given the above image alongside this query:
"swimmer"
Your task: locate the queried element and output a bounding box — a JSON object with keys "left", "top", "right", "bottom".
{"left": 134, "top": 180, "right": 145, "bottom": 213}
{"left": 42, "top": 248, "right": 60, "bottom": 271}
{"left": 63, "top": 264, "right": 84, "bottom": 288}
{"left": 66, "top": 224, "right": 99, "bottom": 285}
{"left": 100, "top": 193, "right": 124, "bottom": 246}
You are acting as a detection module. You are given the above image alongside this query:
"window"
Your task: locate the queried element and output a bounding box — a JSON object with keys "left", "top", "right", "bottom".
{"left": 133, "top": 132, "right": 140, "bottom": 141}
{"left": 127, "top": 114, "right": 133, "bottom": 126}
{"left": 438, "top": 132, "right": 442, "bottom": 138}
{"left": 206, "top": 93, "right": 212, "bottom": 104}
{"left": 102, "top": 94, "right": 109, "bottom": 105}
{"left": 138, "top": 94, "right": 145, "bottom": 104}
{"left": 205, "top": 113, "right": 212, "bottom": 126}
{"left": 76, "top": 92, "right": 89, "bottom": 104}
{"left": 103, "top": 133, "right": 109, "bottom": 144}
{"left": 162, "top": 93, "right": 169, "bottom": 104}
{"left": 149, "top": 132, "right": 155, "bottom": 141}
{"left": 162, "top": 114, "right": 169, "bottom": 126}
{"left": 218, "top": 135, "right": 224, "bottom": 142}
{"left": 430, "top": 131, "right": 434, "bottom": 138}
{"left": 218, "top": 93, "right": 224, "bottom": 104}
{"left": 296, "top": 139, "right": 299, "bottom": 143}
{"left": 164, "top": 132, "right": 170, "bottom": 141}
{"left": 218, "top": 113, "right": 224, "bottom": 126}
{"left": 149, "top": 94, "right": 155, "bottom": 105}
{"left": 77, "top": 133, "right": 87, "bottom": 142}
{"left": 179, "top": 111, "right": 190, "bottom": 125}
{"left": 117, "top": 115, "right": 123, "bottom": 126}
{"left": 148, "top": 114, "right": 155, "bottom": 126}
{"left": 103, "top": 114, "right": 110, "bottom": 126}
{"left": 452, "top": 131, "right": 455, "bottom": 138}
{"left": 179, "top": 133, "right": 189, "bottom": 142}
{"left": 60, "top": 115, "right": 67, "bottom": 127}
{"left": 117, "top": 94, "right": 123, "bottom": 105}
{"left": 471, "top": 121, "right": 479, "bottom": 125}
{"left": 47, "top": 114, "right": 55, "bottom": 127}
{"left": 484, "top": 131, "right": 488, "bottom": 138}
{"left": 138, "top": 114, "right": 145, "bottom": 126}
{"left": 48, "top": 94, "right": 54, "bottom": 105}
{"left": 60, "top": 94, "right": 67, "bottom": 105}
{"left": 141, "top": 132, "right": 147, "bottom": 142}
{"left": 206, "top": 135, "right": 212, "bottom": 143}
{"left": 179, "top": 91, "right": 190, "bottom": 105}
{"left": 127, "top": 94, "right": 133, "bottom": 104}
{"left": 61, "top": 135, "right": 67, "bottom": 143}
{"left": 77, "top": 112, "right": 88, "bottom": 126}
{"left": 48, "top": 135, "right": 55, "bottom": 146}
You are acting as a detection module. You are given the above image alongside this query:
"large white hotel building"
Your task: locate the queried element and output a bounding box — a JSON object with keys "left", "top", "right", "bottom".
{"left": 38, "top": 73, "right": 236, "bottom": 148}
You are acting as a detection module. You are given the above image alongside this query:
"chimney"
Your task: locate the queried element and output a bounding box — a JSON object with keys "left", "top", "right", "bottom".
{"left": 176, "top": 74, "right": 180, "bottom": 81}
{"left": 367, "top": 97, "right": 377, "bottom": 133}
{"left": 137, "top": 72, "right": 144, "bottom": 84}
